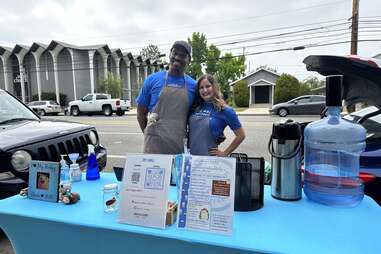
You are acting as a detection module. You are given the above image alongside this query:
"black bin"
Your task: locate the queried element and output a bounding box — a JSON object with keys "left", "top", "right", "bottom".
{"left": 231, "top": 153, "right": 264, "bottom": 211}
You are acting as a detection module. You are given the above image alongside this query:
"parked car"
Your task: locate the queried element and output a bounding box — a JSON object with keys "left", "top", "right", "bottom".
{"left": 68, "top": 93, "right": 131, "bottom": 116}
{"left": 27, "top": 100, "right": 62, "bottom": 116}
{"left": 269, "top": 95, "right": 326, "bottom": 117}
{"left": 0, "top": 89, "right": 107, "bottom": 199}
{"left": 303, "top": 54, "right": 381, "bottom": 205}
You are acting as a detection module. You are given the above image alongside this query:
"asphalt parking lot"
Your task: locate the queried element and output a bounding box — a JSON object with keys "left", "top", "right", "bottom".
{"left": 46, "top": 114, "right": 319, "bottom": 169}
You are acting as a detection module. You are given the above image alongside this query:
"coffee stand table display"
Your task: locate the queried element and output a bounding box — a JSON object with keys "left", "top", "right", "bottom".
{"left": 0, "top": 173, "right": 380, "bottom": 254}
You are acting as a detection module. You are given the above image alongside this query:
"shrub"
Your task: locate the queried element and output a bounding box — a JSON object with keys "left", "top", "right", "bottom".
{"left": 233, "top": 80, "right": 249, "bottom": 107}
{"left": 274, "top": 74, "right": 300, "bottom": 104}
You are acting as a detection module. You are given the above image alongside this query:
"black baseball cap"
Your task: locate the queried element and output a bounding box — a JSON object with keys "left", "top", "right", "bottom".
{"left": 171, "top": 40, "right": 192, "bottom": 59}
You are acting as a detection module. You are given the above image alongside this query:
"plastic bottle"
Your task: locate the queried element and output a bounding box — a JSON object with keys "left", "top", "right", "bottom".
{"left": 60, "top": 155, "right": 71, "bottom": 184}
{"left": 303, "top": 75, "right": 366, "bottom": 207}
{"left": 103, "top": 183, "right": 119, "bottom": 213}
{"left": 69, "top": 153, "right": 81, "bottom": 182}
{"left": 86, "top": 144, "right": 100, "bottom": 180}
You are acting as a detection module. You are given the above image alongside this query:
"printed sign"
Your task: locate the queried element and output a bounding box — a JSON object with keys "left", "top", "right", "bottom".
{"left": 177, "top": 155, "right": 236, "bottom": 235}
{"left": 118, "top": 154, "right": 173, "bottom": 229}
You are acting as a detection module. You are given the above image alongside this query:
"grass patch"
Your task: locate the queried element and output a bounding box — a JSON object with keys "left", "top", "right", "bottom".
{"left": 233, "top": 107, "right": 248, "bottom": 112}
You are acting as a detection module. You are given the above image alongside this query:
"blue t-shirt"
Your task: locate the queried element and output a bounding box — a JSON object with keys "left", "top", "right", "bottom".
{"left": 190, "top": 102, "right": 242, "bottom": 139}
{"left": 136, "top": 71, "right": 196, "bottom": 112}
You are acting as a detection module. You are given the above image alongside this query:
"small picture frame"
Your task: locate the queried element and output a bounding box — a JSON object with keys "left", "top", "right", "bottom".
{"left": 28, "top": 160, "right": 60, "bottom": 202}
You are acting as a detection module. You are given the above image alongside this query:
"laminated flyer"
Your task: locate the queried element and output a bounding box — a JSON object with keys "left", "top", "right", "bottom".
{"left": 177, "top": 155, "right": 236, "bottom": 235}
{"left": 118, "top": 153, "right": 173, "bottom": 229}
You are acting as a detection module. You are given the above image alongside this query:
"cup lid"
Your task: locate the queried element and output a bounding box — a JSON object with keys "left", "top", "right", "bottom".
{"left": 103, "top": 183, "right": 118, "bottom": 190}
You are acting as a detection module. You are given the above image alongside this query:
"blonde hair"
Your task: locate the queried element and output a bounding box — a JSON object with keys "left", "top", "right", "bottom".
{"left": 193, "top": 74, "right": 226, "bottom": 112}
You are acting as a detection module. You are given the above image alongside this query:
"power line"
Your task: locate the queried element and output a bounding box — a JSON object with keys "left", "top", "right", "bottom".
{"left": 122, "top": 17, "right": 379, "bottom": 51}
{"left": 1, "top": 39, "right": 380, "bottom": 76}
{"left": 121, "top": 18, "right": 351, "bottom": 50}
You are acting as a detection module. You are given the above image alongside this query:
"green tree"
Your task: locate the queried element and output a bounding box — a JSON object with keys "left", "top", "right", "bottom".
{"left": 205, "top": 44, "right": 220, "bottom": 75}
{"left": 302, "top": 76, "right": 323, "bottom": 89}
{"left": 215, "top": 53, "right": 246, "bottom": 99}
{"left": 187, "top": 32, "right": 208, "bottom": 79}
{"left": 274, "top": 74, "right": 300, "bottom": 104}
{"left": 140, "top": 44, "right": 161, "bottom": 60}
{"left": 99, "top": 72, "right": 123, "bottom": 98}
{"left": 233, "top": 80, "right": 249, "bottom": 107}
{"left": 301, "top": 76, "right": 325, "bottom": 95}
{"left": 299, "top": 82, "right": 311, "bottom": 96}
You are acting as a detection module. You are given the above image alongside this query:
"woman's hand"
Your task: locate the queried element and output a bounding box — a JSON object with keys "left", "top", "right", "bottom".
{"left": 209, "top": 147, "right": 228, "bottom": 157}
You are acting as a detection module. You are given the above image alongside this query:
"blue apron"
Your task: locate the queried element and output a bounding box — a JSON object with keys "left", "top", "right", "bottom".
{"left": 143, "top": 71, "right": 189, "bottom": 154}
{"left": 188, "top": 107, "right": 218, "bottom": 155}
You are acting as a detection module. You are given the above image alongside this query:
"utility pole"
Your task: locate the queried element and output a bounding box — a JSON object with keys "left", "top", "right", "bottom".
{"left": 350, "top": 0, "right": 359, "bottom": 55}
{"left": 347, "top": 0, "right": 360, "bottom": 113}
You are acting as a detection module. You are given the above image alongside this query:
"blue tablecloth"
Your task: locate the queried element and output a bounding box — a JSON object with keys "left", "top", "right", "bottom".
{"left": 0, "top": 173, "right": 380, "bottom": 254}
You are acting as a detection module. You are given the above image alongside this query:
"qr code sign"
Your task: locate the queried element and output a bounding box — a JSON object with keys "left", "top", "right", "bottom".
{"left": 131, "top": 172, "right": 140, "bottom": 184}
{"left": 144, "top": 167, "right": 165, "bottom": 190}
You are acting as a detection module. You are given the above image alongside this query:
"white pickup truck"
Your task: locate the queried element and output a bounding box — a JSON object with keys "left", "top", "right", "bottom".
{"left": 68, "top": 93, "right": 131, "bottom": 116}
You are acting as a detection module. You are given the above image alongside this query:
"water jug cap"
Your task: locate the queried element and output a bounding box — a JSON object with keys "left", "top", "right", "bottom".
{"left": 326, "top": 75, "right": 342, "bottom": 106}
{"left": 272, "top": 119, "right": 301, "bottom": 140}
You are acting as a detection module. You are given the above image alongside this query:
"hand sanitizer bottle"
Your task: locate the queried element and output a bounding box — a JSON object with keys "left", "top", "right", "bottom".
{"left": 60, "top": 155, "right": 71, "bottom": 184}
{"left": 86, "top": 144, "right": 100, "bottom": 180}
{"left": 69, "top": 153, "right": 81, "bottom": 182}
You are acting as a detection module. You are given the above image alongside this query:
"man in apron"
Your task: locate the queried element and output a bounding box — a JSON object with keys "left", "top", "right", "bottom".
{"left": 136, "top": 41, "right": 196, "bottom": 154}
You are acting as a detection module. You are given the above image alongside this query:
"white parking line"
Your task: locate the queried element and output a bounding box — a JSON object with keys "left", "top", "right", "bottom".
{"left": 107, "top": 155, "right": 127, "bottom": 159}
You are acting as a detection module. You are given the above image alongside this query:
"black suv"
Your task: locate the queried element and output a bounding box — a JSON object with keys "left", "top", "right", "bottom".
{"left": 0, "top": 89, "right": 107, "bottom": 199}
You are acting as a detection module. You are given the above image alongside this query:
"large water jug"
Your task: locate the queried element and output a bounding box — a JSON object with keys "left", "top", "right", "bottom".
{"left": 303, "top": 75, "right": 366, "bottom": 207}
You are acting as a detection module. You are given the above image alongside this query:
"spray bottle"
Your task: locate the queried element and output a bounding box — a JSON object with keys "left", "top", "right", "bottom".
{"left": 60, "top": 155, "right": 71, "bottom": 184}
{"left": 86, "top": 144, "right": 100, "bottom": 180}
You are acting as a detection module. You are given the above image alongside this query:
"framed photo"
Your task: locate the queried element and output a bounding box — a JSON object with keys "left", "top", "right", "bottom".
{"left": 28, "top": 160, "right": 60, "bottom": 202}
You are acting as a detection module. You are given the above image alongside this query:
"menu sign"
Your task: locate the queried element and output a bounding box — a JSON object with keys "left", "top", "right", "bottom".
{"left": 177, "top": 155, "right": 236, "bottom": 235}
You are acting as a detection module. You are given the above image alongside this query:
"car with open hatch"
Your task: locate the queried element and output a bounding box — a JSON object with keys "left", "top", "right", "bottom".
{"left": 303, "top": 54, "right": 381, "bottom": 205}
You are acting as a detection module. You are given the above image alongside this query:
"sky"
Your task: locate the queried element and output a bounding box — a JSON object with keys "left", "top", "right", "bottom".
{"left": 0, "top": 0, "right": 380, "bottom": 81}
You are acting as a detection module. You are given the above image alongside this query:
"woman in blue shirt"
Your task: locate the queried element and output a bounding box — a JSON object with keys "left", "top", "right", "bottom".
{"left": 188, "top": 74, "right": 245, "bottom": 156}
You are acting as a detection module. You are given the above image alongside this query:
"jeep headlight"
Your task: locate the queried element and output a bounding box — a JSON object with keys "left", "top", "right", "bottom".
{"left": 11, "top": 150, "right": 32, "bottom": 172}
{"left": 89, "top": 131, "right": 99, "bottom": 145}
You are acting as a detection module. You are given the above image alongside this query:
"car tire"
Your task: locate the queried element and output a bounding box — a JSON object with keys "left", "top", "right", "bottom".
{"left": 278, "top": 108, "right": 288, "bottom": 117}
{"left": 116, "top": 110, "right": 125, "bottom": 116}
{"left": 38, "top": 109, "right": 46, "bottom": 116}
{"left": 103, "top": 105, "right": 112, "bottom": 116}
{"left": 71, "top": 106, "right": 80, "bottom": 116}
